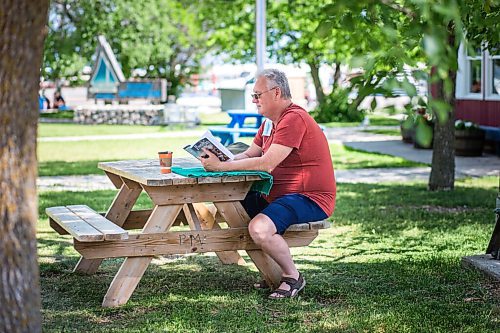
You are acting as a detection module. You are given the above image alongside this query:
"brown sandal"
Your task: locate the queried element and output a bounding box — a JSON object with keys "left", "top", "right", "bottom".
{"left": 268, "top": 273, "right": 306, "bottom": 299}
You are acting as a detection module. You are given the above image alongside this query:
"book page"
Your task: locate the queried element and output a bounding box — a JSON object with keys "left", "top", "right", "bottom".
{"left": 184, "top": 131, "right": 235, "bottom": 161}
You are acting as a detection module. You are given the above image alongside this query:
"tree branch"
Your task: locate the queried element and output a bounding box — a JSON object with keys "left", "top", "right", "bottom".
{"left": 379, "top": 0, "right": 416, "bottom": 19}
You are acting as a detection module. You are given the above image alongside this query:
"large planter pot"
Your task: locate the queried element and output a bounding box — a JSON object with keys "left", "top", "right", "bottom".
{"left": 400, "top": 124, "right": 414, "bottom": 143}
{"left": 454, "top": 129, "right": 485, "bottom": 157}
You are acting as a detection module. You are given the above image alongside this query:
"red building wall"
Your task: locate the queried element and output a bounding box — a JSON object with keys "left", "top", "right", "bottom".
{"left": 455, "top": 100, "right": 500, "bottom": 127}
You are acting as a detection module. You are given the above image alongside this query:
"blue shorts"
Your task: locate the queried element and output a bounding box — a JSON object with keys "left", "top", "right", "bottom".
{"left": 240, "top": 191, "right": 328, "bottom": 235}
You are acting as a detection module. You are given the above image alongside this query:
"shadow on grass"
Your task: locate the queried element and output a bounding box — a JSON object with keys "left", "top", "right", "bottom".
{"left": 335, "top": 182, "right": 496, "bottom": 234}
{"left": 39, "top": 180, "right": 498, "bottom": 331}
{"left": 40, "top": 254, "right": 500, "bottom": 332}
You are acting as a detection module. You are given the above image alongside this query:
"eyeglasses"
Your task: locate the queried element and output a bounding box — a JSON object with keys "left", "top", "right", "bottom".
{"left": 251, "top": 86, "right": 278, "bottom": 100}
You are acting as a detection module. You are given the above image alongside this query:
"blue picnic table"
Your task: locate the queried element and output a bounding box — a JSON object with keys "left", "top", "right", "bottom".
{"left": 227, "top": 109, "right": 265, "bottom": 129}
{"left": 210, "top": 109, "right": 266, "bottom": 145}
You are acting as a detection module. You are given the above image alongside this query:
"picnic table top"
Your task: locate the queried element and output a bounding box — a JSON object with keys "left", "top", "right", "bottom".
{"left": 227, "top": 109, "right": 264, "bottom": 116}
{"left": 98, "top": 158, "right": 263, "bottom": 187}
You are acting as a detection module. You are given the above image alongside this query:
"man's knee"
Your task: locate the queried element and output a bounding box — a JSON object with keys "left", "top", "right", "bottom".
{"left": 248, "top": 214, "right": 276, "bottom": 245}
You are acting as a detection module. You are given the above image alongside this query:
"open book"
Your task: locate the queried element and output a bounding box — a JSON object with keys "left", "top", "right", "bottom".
{"left": 183, "top": 130, "right": 235, "bottom": 161}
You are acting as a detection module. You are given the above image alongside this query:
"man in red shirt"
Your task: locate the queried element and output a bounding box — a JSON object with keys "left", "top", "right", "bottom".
{"left": 201, "top": 68, "right": 336, "bottom": 299}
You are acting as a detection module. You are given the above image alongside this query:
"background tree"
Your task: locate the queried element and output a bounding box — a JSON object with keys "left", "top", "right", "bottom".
{"left": 318, "top": 0, "right": 500, "bottom": 191}
{"left": 44, "top": 0, "right": 212, "bottom": 96}
{"left": 0, "top": 1, "right": 49, "bottom": 332}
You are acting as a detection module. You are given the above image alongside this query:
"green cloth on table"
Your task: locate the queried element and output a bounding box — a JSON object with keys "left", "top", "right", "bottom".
{"left": 171, "top": 167, "right": 273, "bottom": 195}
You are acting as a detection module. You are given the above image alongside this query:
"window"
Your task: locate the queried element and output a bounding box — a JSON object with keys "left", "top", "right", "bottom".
{"left": 488, "top": 47, "right": 500, "bottom": 97}
{"left": 469, "top": 59, "right": 482, "bottom": 93}
{"left": 457, "top": 43, "right": 500, "bottom": 100}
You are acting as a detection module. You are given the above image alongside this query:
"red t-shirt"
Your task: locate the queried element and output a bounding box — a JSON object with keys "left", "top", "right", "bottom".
{"left": 253, "top": 104, "right": 336, "bottom": 215}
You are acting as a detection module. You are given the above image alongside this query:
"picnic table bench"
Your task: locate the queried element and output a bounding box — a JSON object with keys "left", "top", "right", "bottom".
{"left": 209, "top": 126, "right": 259, "bottom": 145}
{"left": 46, "top": 157, "right": 330, "bottom": 307}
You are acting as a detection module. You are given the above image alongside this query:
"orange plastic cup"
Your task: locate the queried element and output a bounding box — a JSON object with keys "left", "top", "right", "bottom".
{"left": 158, "top": 151, "right": 173, "bottom": 174}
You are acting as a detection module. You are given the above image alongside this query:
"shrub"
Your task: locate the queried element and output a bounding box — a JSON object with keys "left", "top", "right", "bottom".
{"left": 311, "top": 88, "right": 365, "bottom": 123}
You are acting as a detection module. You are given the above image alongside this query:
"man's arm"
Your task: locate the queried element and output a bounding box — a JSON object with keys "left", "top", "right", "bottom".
{"left": 201, "top": 143, "right": 292, "bottom": 173}
{"left": 233, "top": 142, "right": 262, "bottom": 160}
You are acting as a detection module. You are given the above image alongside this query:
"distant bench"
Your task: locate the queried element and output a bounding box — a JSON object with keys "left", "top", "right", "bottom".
{"left": 209, "top": 126, "right": 259, "bottom": 145}
{"left": 479, "top": 126, "right": 500, "bottom": 156}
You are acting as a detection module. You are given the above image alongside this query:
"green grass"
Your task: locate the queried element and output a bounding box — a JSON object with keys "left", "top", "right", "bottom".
{"left": 368, "top": 114, "right": 401, "bottom": 126}
{"left": 362, "top": 128, "right": 401, "bottom": 136}
{"left": 320, "top": 114, "right": 401, "bottom": 128}
{"left": 37, "top": 136, "right": 255, "bottom": 176}
{"left": 39, "top": 110, "right": 75, "bottom": 119}
{"left": 38, "top": 123, "right": 178, "bottom": 137}
{"left": 330, "top": 143, "right": 425, "bottom": 169}
{"left": 38, "top": 176, "right": 500, "bottom": 332}
{"left": 37, "top": 139, "right": 422, "bottom": 176}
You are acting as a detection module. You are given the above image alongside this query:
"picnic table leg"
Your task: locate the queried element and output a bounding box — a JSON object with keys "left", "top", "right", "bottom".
{"left": 214, "top": 201, "right": 282, "bottom": 289}
{"left": 102, "top": 204, "right": 183, "bottom": 308}
{"left": 73, "top": 179, "right": 142, "bottom": 275}
{"left": 185, "top": 203, "right": 245, "bottom": 265}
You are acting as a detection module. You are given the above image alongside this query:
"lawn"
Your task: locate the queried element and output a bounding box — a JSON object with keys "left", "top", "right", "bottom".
{"left": 38, "top": 176, "right": 499, "bottom": 332}
{"left": 37, "top": 123, "right": 423, "bottom": 176}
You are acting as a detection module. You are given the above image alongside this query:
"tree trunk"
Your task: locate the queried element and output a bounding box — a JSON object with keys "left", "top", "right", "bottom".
{"left": 308, "top": 61, "right": 325, "bottom": 105}
{"left": 428, "top": 65, "right": 457, "bottom": 190}
{"left": 0, "top": 1, "right": 49, "bottom": 332}
{"left": 332, "top": 61, "right": 341, "bottom": 90}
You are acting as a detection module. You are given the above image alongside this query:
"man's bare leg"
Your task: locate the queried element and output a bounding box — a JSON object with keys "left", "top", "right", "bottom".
{"left": 248, "top": 213, "right": 300, "bottom": 297}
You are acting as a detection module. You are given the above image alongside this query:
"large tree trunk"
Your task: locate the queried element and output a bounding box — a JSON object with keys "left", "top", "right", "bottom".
{"left": 0, "top": 1, "right": 49, "bottom": 332}
{"left": 308, "top": 61, "right": 325, "bottom": 105}
{"left": 428, "top": 33, "right": 457, "bottom": 191}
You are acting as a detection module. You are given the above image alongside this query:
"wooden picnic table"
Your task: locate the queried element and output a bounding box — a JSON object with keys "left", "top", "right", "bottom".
{"left": 47, "top": 157, "right": 326, "bottom": 307}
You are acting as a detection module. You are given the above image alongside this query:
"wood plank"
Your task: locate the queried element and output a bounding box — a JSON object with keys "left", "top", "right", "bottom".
{"left": 309, "top": 220, "right": 331, "bottom": 230}
{"left": 183, "top": 204, "right": 202, "bottom": 230}
{"left": 105, "top": 171, "right": 123, "bottom": 189}
{"left": 74, "top": 229, "right": 317, "bottom": 259}
{"left": 46, "top": 206, "right": 103, "bottom": 242}
{"left": 98, "top": 158, "right": 257, "bottom": 186}
{"left": 287, "top": 223, "right": 310, "bottom": 231}
{"left": 49, "top": 218, "right": 68, "bottom": 235}
{"left": 220, "top": 175, "right": 246, "bottom": 183}
{"left": 67, "top": 205, "right": 128, "bottom": 240}
{"left": 196, "top": 177, "right": 222, "bottom": 184}
{"left": 73, "top": 181, "right": 142, "bottom": 275}
{"left": 192, "top": 203, "right": 216, "bottom": 229}
{"left": 214, "top": 201, "right": 283, "bottom": 289}
{"left": 192, "top": 202, "right": 245, "bottom": 265}
{"left": 143, "top": 182, "right": 253, "bottom": 205}
{"left": 102, "top": 204, "right": 183, "bottom": 308}
{"left": 119, "top": 209, "right": 191, "bottom": 230}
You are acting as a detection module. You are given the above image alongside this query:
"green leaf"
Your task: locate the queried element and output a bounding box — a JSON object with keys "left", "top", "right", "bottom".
{"left": 415, "top": 121, "right": 433, "bottom": 148}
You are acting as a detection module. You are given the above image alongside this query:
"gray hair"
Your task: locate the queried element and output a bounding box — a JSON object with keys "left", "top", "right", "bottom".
{"left": 256, "top": 68, "right": 292, "bottom": 99}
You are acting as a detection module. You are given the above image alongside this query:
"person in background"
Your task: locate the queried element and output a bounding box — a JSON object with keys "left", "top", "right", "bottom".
{"left": 53, "top": 91, "right": 66, "bottom": 109}
{"left": 200, "top": 68, "right": 336, "bottom": 299}
{"left": 38, "top": 90, "right": 50, "bottom": 110}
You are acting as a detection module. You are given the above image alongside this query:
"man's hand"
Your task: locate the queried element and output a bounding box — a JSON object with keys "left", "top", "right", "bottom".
{"left": 200, "top": 148, "right": 223, "bottom": 171}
